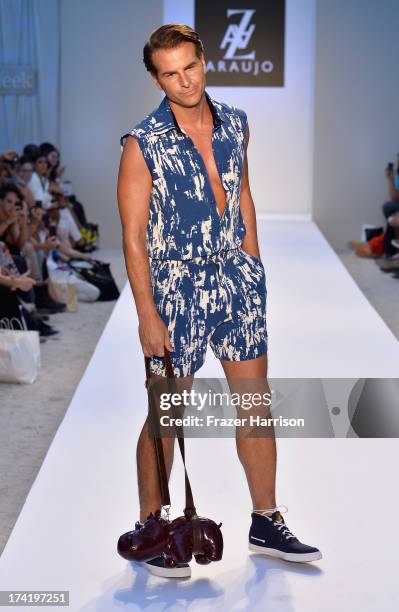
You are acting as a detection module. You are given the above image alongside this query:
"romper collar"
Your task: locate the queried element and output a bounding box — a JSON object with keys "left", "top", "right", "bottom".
{"left": 149, "top": 90, "right": 226, "bottom": 136}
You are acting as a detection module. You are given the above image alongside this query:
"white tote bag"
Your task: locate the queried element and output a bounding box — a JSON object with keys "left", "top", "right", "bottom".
{"left": 0, "top": 317, "right": 41, "bottom": 384}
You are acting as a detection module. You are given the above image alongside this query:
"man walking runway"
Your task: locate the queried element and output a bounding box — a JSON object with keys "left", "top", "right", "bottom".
{"left": 117, "top": 23, "right": 322, "bottom": 578}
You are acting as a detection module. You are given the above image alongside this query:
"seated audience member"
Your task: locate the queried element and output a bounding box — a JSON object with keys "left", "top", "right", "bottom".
{"left": 0, "top": 162, "right": 10, "bottom": 188}
{"left": 382, "top": 164, "right": 399, "bottom": 257}
{"left": 0, "top": 150, "right": 19, "bottom": 185}
{"left": 0, "top": 184, "right": 66, "bottom": 314}
{"left": 26, "top": 149, "right": 88, "bottom": 250}
{"left": 349, "top": 164, "right": 399, "bottom": 259}
{"left": 14, "top": 156, "right": 36, "bottom": 208}
{"left": 40, "top": 142, "right": 65, "bottom": 183}
{"left": 0, "top": 184, "right": 29, "bottom": 255}
{"left": 0, "top": 150, "right": 35, "bottom": 208}
{"left": 0, "top": 183, "right": 44, "bottom": 280}
{"left": 39, "top": 142, "right": 98, "bottom": 247}
{"left": 0, "top": 240, "right": 59, "bottom": 337}
{"left": 28, "top": 203, "right": 60, "bottom": 278}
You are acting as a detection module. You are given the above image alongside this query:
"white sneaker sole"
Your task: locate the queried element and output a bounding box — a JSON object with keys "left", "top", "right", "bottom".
{"left": 142, "top": 561, "right": 191, "bottom": 578}
{"left": 249, "top": 542, "right": 322, "bottom": 562}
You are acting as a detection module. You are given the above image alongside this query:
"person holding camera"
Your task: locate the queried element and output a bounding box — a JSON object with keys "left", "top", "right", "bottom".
{"left": 349, "top": 162, "right": 399, "bottom": 259}
{"left": 26, "top": 150, "right": 90, "bottom": 251}
{"left": 0, "top": 150, "right": 35, "bottom": 207}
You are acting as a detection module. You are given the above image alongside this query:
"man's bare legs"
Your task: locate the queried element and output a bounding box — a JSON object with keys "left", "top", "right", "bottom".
{"left": 220, "top": 354, "right": 277, "bottom": 512}
{"left": 137, "top": 355, "right": 275, "bottom": 522}
{"left": 137, "top": 372, "right": 194, "bottom": 523}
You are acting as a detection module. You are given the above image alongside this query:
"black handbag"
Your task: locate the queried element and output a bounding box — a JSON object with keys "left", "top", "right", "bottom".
{"left": 117, "top": 349, "right": 223, "bottom": 566}
{"left": 67, "top": 259, "right": 120, "bottom": 301}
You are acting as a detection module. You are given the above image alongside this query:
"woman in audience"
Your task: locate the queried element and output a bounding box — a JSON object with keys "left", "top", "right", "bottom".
{"left": 40, "top": 143, "right": 98, "bottom": 249}
{"left": 0, "top": 140, "right": 111, "bottom": 344}
{"left": 26, "top": 150, "right": 87, "bottom": 250}
{"left": 40, "top": 142, "right": 64, "bottom": 183}
{"left": 0, "top": 184, "right": 66, "bottom": 314}
{"left": 14, "top": 157, "right": 36, "bottom": 208}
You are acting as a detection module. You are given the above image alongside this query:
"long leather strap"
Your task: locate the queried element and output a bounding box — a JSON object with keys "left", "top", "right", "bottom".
{"left": 144, "top": 350, "right": 197, "bottom": 518}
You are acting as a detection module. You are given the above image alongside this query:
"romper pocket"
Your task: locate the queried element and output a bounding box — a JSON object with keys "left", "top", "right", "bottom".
{"left": 239, "top": 248, "right": 266, "bottom": 279}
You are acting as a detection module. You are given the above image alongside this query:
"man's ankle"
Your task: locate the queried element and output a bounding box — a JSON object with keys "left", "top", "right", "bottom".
{"left": 139, "top": 507, "right": 161, "bottom": 523}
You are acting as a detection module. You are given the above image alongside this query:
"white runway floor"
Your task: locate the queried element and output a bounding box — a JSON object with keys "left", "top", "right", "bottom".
{"left": 1, "top": 219, "right": 398, "bottom": 611}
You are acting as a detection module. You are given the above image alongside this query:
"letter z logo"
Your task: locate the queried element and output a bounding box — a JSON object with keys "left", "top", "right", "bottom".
{"left": 220, "top": 9, "right": 256, "bottom": 60}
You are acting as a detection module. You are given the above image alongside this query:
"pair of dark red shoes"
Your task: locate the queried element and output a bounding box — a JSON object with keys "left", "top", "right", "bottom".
{"left": 117, "top": 510, "right": 223, "bottom": 579}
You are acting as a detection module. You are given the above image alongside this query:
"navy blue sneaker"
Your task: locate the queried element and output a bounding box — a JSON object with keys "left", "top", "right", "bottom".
{"left": 134, "top": 522, "right": 191, "bottom": 578}
{"left": 249, "top": 505, "right": 322, "bottom": 563}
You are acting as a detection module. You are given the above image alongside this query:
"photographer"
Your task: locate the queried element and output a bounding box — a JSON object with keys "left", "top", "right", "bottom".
{"left": 28, "top": 203, "right": 60, "bottom": 279}
{"left": 0, "top": 184, "right": 29, "bottom": 254}
{"left": 0, "top": 184, "right": 44, "bottom": 283}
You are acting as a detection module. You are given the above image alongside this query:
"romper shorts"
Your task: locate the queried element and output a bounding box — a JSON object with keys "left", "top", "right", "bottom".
{"left": 148, "top": 245, "right": 268, "bottom": 377}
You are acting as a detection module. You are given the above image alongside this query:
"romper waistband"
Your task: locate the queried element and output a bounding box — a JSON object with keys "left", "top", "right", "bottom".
{"left": 150, "top": 246, "right": 242, "bottom": 265}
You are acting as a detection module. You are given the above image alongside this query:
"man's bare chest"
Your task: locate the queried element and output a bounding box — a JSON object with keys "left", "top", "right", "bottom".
{"left": 181, "top": 126, "right": 227, "bottom": 214}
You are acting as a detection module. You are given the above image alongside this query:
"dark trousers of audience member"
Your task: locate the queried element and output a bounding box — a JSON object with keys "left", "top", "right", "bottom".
{"left": 382, "top": 201, "right": 399, "bottom": 257}
{"left": 0, "top": 284, "right": 44, "bottom": 332}
{"left": 0, "top": 286, "right": 21, "bottom": 321}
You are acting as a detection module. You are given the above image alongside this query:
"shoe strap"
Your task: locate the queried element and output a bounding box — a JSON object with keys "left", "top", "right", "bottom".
{"left": 144, "top": 349, "right": 197, "bottom": 520}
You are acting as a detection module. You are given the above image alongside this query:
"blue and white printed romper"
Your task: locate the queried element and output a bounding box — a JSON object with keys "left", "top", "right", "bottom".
{"left": 120, "top": 90, "right": 267, "bottom": 377}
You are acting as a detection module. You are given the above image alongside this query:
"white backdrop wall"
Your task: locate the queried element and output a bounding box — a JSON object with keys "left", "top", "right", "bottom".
{"left": 165, "top": 0, "right": 316, "bottom": 218}
{"left": 60, "top": 0, "right": 162, "bottom": 248}
{"left": 313, "top": 0, "right": 399, "bottom": 249}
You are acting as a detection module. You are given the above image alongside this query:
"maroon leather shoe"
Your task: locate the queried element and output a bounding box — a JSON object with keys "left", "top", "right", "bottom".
{"left": 117, "top": 510, "right": 170, "bottom": 562}
{"left": 166, "top": 515, "right": 223, "bottom": 565}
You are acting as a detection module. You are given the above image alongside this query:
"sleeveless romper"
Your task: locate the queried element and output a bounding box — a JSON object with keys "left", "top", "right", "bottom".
{"left": 120, "top": 90, "right": 267, "bottom": 377}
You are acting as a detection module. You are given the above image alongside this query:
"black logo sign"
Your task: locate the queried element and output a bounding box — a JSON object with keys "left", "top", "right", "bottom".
{"left": 195, "top": 0, "right": 285, "bottom": 87}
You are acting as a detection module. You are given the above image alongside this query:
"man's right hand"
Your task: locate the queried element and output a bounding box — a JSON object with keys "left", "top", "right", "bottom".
{"left": 138, "top": 308, "right": 174, "bottom": 357}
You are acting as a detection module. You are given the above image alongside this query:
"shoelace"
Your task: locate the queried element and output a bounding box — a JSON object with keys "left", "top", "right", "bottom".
{"left": 253, "top": 504, "right": 296, "bottom": 540}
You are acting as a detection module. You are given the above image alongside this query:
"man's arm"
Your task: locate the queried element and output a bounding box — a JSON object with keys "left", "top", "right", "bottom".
{"left": 239, "top": 123, "right": 262, "bottom": 260}
{"left": 117, "top": 135, "right": 173, "bottom": 357}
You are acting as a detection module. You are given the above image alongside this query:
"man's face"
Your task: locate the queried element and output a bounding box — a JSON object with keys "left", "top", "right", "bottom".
{"left": 150, "top": 41, "right": 206, "bottom": 108}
